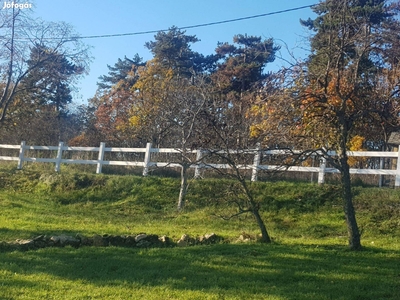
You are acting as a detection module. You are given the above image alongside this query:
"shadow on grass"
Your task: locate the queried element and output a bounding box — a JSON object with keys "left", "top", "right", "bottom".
{"left": 1, "top": 243, "right": 399, "bottom": 299}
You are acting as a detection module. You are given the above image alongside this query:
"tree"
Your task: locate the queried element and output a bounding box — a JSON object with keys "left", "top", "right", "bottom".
{"left": 301, "top": 0, "right": 400, "bottom": 250}
{"left": 192, "top": 82, "right": 273, "bottom": 243}
{"left": 68, "top": 104, "right": 105, "bottom": 147}
{"left": 128, "top": 58, "right": 177, "bottom": 147}
{"left": 0, "top": 2, "right": 90, "bottom": 125}
{"left": 126, "top": 28, "right": 218, "bottom": 210}
{"left": 189, "top": 35, "right": 280, "bottom": 242}
{"left": 83, "top": 55, "right": 144, "bottom": 147}
{"left": 251, "top": 0, "right": 400, "bottom": 250}
{"left": 128, "top": 28, "right": 213, "bottom": 147}
{"left": 22, "top": 45, "right": 84, "bottom": 111}
{"left": 97, "top": 55, "right": 144, "bottom": 92}
{"left": 145, "top": 26, "right": 217, "bottom": 78}
{"left": 129, "top": 57, "right": 212, "bottom": 210}
{"left": 0, "top": 43, "right": 88, "bottom": 145}
{"left": 211, "top": 34, "right": 279, "bottom": 147}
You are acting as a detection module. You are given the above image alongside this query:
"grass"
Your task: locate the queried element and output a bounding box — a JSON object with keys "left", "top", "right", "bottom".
{"left": 0, "top": 163, "right": 399, "bottom": 299}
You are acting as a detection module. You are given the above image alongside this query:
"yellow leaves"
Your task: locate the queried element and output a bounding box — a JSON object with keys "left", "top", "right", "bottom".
{"left": 348, "top": 135, "right": 365, "bottom": 151}
{"left": 348, "top": 135, "right": 366, "bottom": 167}
{"left": 249, "top": 124, "right": 262, "bottom": 138}
{"left": 127, "top": 58, "right": 174, "bottom": 133}
{"left": 246, "top": 102, "right": 279, "bottom": 139}
{"left": 129, "top": 115, "right": 141, "bottom": 127}
{"left": 133, "top": 59, "right": 173, "bottom": 94}
{"left": 247, "top": 104, "right": 269, "bottom": 118}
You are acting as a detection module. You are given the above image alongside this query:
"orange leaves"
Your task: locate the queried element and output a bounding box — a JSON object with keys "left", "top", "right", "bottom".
{"left": 296, "top": 72, "right": 361, "bottom": 148}
{"left": 301, "top": 73, "right": 358, "bottom": 113}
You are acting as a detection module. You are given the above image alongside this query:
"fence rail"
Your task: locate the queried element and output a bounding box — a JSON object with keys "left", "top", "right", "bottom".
{"left": 1, "top": 141, "right": 399, "bottom": 186}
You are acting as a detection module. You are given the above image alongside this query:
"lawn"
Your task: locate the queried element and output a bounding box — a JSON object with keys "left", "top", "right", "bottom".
{"left": 0, "top": 164, "right": 399, "bottom": 299}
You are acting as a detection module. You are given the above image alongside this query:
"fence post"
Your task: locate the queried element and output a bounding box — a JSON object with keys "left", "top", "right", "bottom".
{"left": 395, "top": 146, "right": 400, "bottom": 188}
{"left": 96, "top": 142, "right": 105, "bottom": 174}
{"left": 194, "top": 149, "right": 203, "bottom": 179}
{"left": 318, "top": 157, "right": 326, "bottom": 184}
{"left": 379, "top": 157, "right": 384, "bottom": 188}
{"left": 17, "top": 141, "right": 26, "bottom": 170}
{"left": 251, "top": 143, "right": 261, "bottom": 182}
{"left": 143, "top": 142, "right": 152, "bottom": 176}
{"left": 55, "top": 142, "right": 64, "bottom": 172}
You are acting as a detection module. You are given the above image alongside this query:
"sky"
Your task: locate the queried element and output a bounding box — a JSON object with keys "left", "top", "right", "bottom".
{"left": 30, "top": 0, "right": 319, "bottom": 104}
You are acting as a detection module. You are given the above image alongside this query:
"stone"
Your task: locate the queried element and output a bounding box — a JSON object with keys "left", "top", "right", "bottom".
{"left": 33, "top": 235, "right": 46, "bottom": 241}
{"left": 32, "top": 235, "right": 48, "bottom": 248}
{"left": 200, "top": 233, "right": 219, "bottom": 245}
{"left": 16, "top": 239, "right": 34, "bottom": 245}
{"left": 135, "top": 234, "right": 147, "bottom": 242}
{"left": 124, "top": 235, "right": 137, "bottom": 247}
{"left": 136, "top": 240, "right": 151, "bottom": 248}
{"left": 177, "top": 234, "right": 195, "bottom": 247}
{"left": 145, "top": 234, "right": 160, "bottom": 244}
{"left": 59, "top": 235, "right": 80, "bottom": 248}
{"left": 92, "top": 235, "right": 105, "bottom": 247}
{"left": 50, "top": 236, "right": 60, "bottom": 244}
{"left": 158, "top": 235, "right": 171, "bottom": 246}
{"left": 238, "top": 232, "right": 253, "bottom": 243}
{"left": 15, "top": 239, "right": 36, "bottom": 250}
{"left": 102, "top": 235, "right": 110, "bottom": 246}
{"left": 177, "top": 239, "right": 188, "bottom": 247}
{"left": 108, "top": 235, "right": 125, "bottom": 247}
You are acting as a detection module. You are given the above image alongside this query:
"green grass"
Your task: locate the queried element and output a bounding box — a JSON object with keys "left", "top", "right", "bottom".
{"left": 0, "top": 163, "right": 399, "bottom": 299}
{"left": 1, "top": 244, "right": 399, "bottom": 300}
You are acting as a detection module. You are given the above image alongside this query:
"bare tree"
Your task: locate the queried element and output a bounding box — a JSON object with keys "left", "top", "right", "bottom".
{"left": 0, "top": 2, "right": 90, "bottom": 124}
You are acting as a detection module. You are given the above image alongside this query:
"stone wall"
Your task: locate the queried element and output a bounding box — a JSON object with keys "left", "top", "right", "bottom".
{"left": 0, "top": 232, "right": 222, "bottom": 251}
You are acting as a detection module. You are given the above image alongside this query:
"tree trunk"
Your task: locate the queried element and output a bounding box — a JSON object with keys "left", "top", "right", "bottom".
{"left": 177, "top": 164, "right": 189, "bottom": 210}
{"left": 339, "top": 144, "right": 362, "bottom": 250}
{"left": 252, "top": 208, "right": 271, "bottom": 243}
{"left": 239, "top": 177, "right": 271, "bottom": 243}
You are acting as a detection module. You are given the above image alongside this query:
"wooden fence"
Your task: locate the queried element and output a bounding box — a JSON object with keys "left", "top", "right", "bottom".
{"left": 0, "top": 141, "right": 400, "bottom": 186}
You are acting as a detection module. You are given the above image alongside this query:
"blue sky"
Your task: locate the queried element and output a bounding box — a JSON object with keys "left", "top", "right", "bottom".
{"left": 32, "top": 0, "right": 318, "bottom": 103}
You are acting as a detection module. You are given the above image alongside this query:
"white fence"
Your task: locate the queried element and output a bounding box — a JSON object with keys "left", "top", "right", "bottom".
{"left": 0, "top": 141, "right": 400, "bottom": 186}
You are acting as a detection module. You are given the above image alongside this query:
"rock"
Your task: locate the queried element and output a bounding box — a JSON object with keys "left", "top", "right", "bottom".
{"left": 16, "top": 239, "right": 34, "bottom": 245}
{"left": 50, "top": 236, "right": 60, "bottom": 244}
{"left": 78, "top": 235, "right": 93, "bottom": 246}
{"left": 33, "top": 235, "right": 48, "bottom": 248}
{"left": 108, "top": 235, "right": 125, "bottom": 247}
{"left": 135, "top": 234, "right": 147, "bottom": 242}
{"left": 177, "top": 239, "right": 188, "bottom": 247}
{"left": 136, "top": 240, "right": 151, "bottom": 248}
{"left": 177, "top": 234, "right": 196, "bottom": 247}
{"left": 238, "top": 232, "right": 254, "bottom": 243}
{"left": 92, "top": 235, "right": 106, "bottom": 247}
{"left": 145, "top": 234, "right": 160, "bottom": 244}
{"left": 124, "top": 235, "right": 136, "bottom": 247}
{"left": 59, "top": 235, "right": 80, "bottom": 248}
{"left": 199, "top": 233, "right": 220, "bottom": 245}
{"left": 76, "top": 234, "right": 91, "bottom": 246}
{"left": 15, "top": 239, "right": 36, "bottom": 250}
{"left": 33, "top": 235, "right": 46, "bottom": 241}
{"left": 102, "top": 234, "right": 111, "bottom": 246}
{"left": 134, "top": 234, "right": 158, "bottom": 247}
{"left": 159, "top": 235, "right": 172, "bottom": 246}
